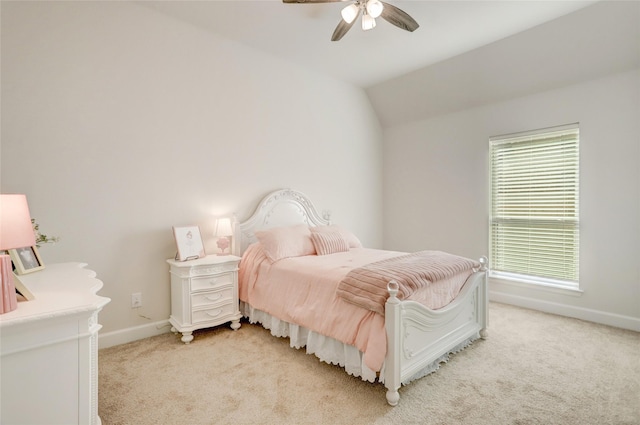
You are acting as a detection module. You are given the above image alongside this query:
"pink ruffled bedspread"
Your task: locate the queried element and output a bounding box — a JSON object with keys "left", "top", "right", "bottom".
{"left": 238, "top": 244, "right": 473, "bottom": 372}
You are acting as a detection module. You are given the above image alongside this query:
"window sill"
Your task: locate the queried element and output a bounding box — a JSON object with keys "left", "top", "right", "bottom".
{"left": 489, "top": 272, "right": 583, "bottom": 297}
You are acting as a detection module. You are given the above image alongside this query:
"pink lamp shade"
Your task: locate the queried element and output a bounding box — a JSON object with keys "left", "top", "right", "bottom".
{"left": 1, "top": 194, "right": 37, "bottom": 250}
{"left": 0, "top": 194, "right": 36, "bottom": 314}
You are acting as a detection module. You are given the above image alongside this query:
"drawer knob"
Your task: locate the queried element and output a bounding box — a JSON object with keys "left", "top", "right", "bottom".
{"left": 206, "top": 309, "right": 222, "bottom": 318}
{"left": 205, "top": 294, "right": 222, "bottom": 301}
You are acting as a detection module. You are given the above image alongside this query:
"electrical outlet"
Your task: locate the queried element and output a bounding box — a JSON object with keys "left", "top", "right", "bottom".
{"left": 131, "top": 292, "right": 142, "bottom": 309}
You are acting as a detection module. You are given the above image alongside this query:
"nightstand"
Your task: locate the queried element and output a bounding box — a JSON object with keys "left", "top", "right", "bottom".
{"left": 167, "top": 255, "right": 242, "bottom": 344}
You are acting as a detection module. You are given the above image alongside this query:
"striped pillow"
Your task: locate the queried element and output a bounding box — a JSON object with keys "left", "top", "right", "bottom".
{"left": 310, "top": 231, "right": 350, "bottom": 256}
{"left": 310, "top": 225, "right": 362, "bottom": 248}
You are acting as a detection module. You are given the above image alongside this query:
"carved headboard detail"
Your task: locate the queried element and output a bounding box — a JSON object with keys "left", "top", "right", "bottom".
{"left": 233, "top": 189, "right": 331, "bottom": 256}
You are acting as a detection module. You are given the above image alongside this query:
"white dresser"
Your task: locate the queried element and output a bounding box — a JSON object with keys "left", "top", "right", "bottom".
{"left": 0, "top": 263, "right": 110, "bottom": 425}
{"left": 167, "top": 255, "right": 242, "bottom": 344}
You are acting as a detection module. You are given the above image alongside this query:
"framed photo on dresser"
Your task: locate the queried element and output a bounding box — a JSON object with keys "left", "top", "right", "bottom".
{"left": 172, "top": 226, "right": 206, "bottom": 261}
{"left": 9, "top": 246, "right": 45, "bottom": 275}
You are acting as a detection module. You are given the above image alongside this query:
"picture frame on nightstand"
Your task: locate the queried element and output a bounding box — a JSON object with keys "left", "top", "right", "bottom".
{"left": 172, "top": 226, "right": 206, "bottom": 261}
{"left": 9, "top": 246, "right": 45, "bottom": 275}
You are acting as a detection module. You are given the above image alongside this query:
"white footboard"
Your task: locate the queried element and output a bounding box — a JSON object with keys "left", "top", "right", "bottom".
{"left": 384, "top": 257, "right": 488, "bottom": 406}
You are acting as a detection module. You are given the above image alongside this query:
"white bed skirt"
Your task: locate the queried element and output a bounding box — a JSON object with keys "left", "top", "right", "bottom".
{"left": 240, "top": 301, "right": 479, "bottom": 386}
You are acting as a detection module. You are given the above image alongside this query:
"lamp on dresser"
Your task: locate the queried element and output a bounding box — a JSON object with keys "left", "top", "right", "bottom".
{"left": 0, "top": 194, "right": 36, "bottom": 314}
{"left": 215, "top": 217, "right": 233, "bottom": 255}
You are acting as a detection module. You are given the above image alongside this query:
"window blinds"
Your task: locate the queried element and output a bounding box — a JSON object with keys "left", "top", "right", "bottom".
{"left": 490, "top": 125, "right": 579, "bottom": 286}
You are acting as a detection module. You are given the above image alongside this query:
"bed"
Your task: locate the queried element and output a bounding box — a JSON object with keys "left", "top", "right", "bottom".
{"left": 232, "top": 188, "right": 488, "bottom": 406}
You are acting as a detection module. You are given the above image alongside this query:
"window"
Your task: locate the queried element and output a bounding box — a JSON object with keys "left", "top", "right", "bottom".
{"left": 489, "top": 124, "right": 579, "bottom": 290}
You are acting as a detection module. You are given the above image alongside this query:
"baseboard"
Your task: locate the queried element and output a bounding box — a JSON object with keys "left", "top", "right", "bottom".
{"left": 98, "top": 294, "right": 638, "bottom": 349}
{"left": 490, "top": 291, "right": 640, "bottom": 332}
{"left": 99, "top": 319, "right": 172, "bottom": 349}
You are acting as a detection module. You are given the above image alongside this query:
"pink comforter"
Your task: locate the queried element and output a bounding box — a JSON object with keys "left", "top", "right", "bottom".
{"left": 239, "top": 244, "right": 472, "bottom": 372}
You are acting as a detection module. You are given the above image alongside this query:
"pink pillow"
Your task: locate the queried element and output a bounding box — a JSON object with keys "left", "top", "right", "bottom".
{"left": 310, "top": 232, "right": 350, "bottom": 256}
{"left": 255, "top": 224, "right": 315, "bottom": 262}
{"left": 310, "top": 225, "right": 362, "bottom": 248}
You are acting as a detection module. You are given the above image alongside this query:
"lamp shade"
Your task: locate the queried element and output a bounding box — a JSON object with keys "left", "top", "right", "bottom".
{"left": 362, "top": 13, "right": 376, "bottom": 30}
{"left": 215, "top": 217, "right": 233, "bottom": 237}
{"left": 366, "top": 0, "right": 384, "bottom": 18}
{"left": 341, "top": 4, "right": 359, "bottom": 24}
{"left": 0, "top": 194, "right": 36, "bottom": 251}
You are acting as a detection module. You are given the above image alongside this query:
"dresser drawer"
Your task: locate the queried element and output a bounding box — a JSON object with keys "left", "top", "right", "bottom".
{"left": 191, "top": 286, "right": 234, "bottom": 308}
{"left": 192, "top": 303, "right": 236, "bottom": 324}
{"left": 190, "top": 273, "right": 234, "bottom": 291}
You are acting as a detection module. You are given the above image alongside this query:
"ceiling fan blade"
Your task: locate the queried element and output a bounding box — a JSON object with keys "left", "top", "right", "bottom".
{"left": 380, "top": 1, "right": 419, "bottom": 32}
{"left": 331, "top": 14, "right": 358, "bottom": 41}
{"left": 283, "top": 0, "right": 346, "bottom": 3}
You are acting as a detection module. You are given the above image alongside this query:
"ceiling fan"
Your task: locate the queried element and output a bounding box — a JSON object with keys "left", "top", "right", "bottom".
{"left": 283, "top": 0, "right": 419, "bottom": 41}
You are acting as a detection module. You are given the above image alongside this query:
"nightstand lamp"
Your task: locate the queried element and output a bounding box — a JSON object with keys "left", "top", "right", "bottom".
{"left": 214, "top": 217, "right": 233, "bottom": 255}
{"left": 0, "top": 194, "right": 37, "bottom": 314}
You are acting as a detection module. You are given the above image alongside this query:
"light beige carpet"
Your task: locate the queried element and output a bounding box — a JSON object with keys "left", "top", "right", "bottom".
{"left": 99, "top": 302, "right": 640, "bottom": 425}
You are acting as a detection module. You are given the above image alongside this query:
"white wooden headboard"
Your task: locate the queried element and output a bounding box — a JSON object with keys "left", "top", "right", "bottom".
{"left": 232, "top": 189, "right": 331, "bottom": 256}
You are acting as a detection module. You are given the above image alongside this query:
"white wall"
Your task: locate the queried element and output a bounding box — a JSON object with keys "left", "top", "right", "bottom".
{"left": 382, "top": 69, "right": 640, "bottom": 330}
{"left": 1, "top": 1, "right": 383, "bottom": 343}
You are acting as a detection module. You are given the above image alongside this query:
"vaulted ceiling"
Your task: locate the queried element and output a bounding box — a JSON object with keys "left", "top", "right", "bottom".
{"left": 140, "top": 1, "right": 597, "bottom": 88}
{"left": 141, "top": 1, "right": 639, "bottom": 126}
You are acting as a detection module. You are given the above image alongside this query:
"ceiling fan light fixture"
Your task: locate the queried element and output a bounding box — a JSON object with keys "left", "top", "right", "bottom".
{"left": 366, "top": 0, "right": 383, "bottom": 19}
{"left": 362, "top": 12, "right": 376, "bottom": 31}
{"left": 341, "top": 3, "right": 360, "bottom": 24}
{"left": 284, "top": 0, "right": 418, "bottom": 42}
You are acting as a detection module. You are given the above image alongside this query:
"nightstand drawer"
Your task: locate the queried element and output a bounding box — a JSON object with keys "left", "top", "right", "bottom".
{"left": 192, "top": 303, "right": 236, "bottom": 324}
{"left": 191, "top": 274, "right": 233, "bottom": 291}
{"left": 191, "top": 286, "right": 234, "bottom": 308}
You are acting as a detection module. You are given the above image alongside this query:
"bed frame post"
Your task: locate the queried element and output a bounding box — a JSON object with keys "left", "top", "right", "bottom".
{"left": 384, "top": 280, "right": 402, "bottom": 406}
{"left": 478, "top": 256, "right": 489, "bottom": 339}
